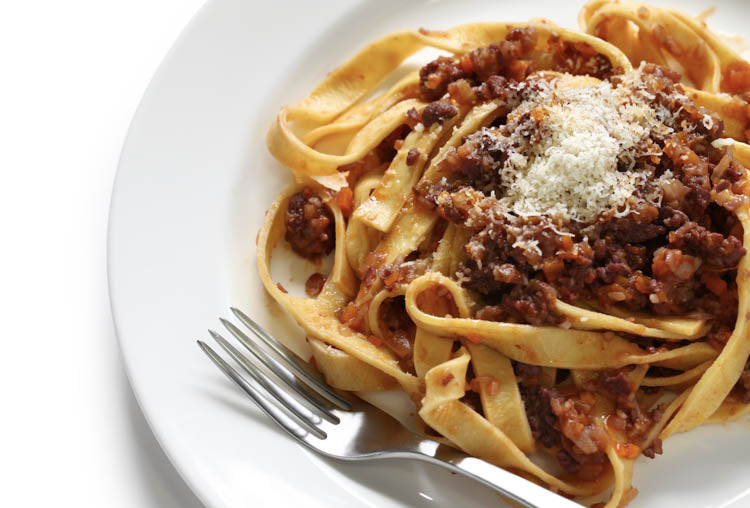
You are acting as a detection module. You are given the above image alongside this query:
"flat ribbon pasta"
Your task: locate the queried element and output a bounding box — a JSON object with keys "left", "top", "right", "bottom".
{"left": 405, "top": 272, "right": 712, "bottom": 370}
{"left": 257, "top": 9, "right": 750, "bottom": 508}
{"left": 580, "top": 0, "right": 750, "bottom": 94}
{"left": 419, "top": 349, "right": 613, "bottom": 498}
{"left": 256, "top": 184, "right": 420, "bottom": 397}
{"left": 308, "top": 338, "right": 399, "bottom": 391}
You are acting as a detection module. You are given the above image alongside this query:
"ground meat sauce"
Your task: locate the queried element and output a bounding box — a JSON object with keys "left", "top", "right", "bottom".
{"left": 607, "top": 396, "right": 664, "bottom": 457}
{"left": 406, "top": 147, "right": 420, "bottom": 166}
{"left": 421, "top": 101, "right": 459, "bottom": 127}
{"left": 294, "top": 32, "right": 750, "bottom": 474}
{"left": 513, "top": 360, "right": 542, "bottom": 385}
{"left": 304, "top": 272, "right": 327, "bottom": 298}
{"left": 402, "top": 41, "right": 749, "bottom": 470}
{"left": 377, "top": 295, "right": 417, "bottom": 373}
{"left": 418, "top": 28, "right": 615, "bottom": 106}
{"left": 519, "top": 365, "right": 664, "bottom": 471}
{"left": 519, "top": 385, "right": 561, "bottom": 449}
{"left": 284, "top": 187, "right": 335, "bottom": 259}
{"left": 338, "top": 254, "right": 430, "bottom": 367}
{"left": 475, "top": 279, "right": 562, "bottom": 325}
{"left": 545, "top": 35, "right": 616, "bottom": 79}
{"left": 414, "top": 56, "right": 747, "bottom": 332}
{"left": 520, "top": 384, "right": 609, "bottom": 474}
{"left": 722, "top": 60, "right": 750, "bottom": 96}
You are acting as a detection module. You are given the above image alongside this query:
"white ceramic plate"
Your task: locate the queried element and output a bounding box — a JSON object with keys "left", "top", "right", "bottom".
{"left": 108, "top": 0, "right": 750, "bottom": 506}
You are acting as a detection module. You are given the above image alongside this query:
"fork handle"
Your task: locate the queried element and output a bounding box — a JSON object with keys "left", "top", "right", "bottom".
{"left": 409, "top": 453, "right": 583, "bottom": 508}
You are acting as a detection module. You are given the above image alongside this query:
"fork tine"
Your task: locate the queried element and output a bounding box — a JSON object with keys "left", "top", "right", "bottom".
{"left": 197, "top": 340, "right": 326, "bottom": 440}
{"left": 210, "top": 330, "right": 339, "bottom": 424}
{"left": 216, "top": 322, "right": 348, "bottom": 418}
{"left": 223, "top": 312, "right": 352, "bottom": 410}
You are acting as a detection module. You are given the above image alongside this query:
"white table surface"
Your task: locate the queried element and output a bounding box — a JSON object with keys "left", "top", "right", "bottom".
{"left": 2, "top": 2, "right": 206, "bottom": 506}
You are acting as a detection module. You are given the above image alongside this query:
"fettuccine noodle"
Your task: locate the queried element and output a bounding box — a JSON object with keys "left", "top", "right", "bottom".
{"left": 257, "top": 2, "right": 750, "bottom": 506}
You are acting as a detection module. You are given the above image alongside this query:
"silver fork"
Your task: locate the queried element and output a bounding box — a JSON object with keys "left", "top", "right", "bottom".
{"left": 198, "top": 308, "right": 582, "bottom": 508}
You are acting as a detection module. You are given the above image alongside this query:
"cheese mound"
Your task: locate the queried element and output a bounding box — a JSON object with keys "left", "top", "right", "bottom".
{"left": 495, "top": 73, "right": 670, "bottom": 223}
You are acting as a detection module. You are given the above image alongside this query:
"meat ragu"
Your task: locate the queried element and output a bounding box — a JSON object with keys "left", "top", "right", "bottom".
{"left": 377, "top": 295, "right": 417, "bottom": 374}
{"left": 304, "top": 272, "right": 327, "bottom": 298}
{"left": 268, "top": 14, "right": 750, "bottom": 504}
{"left": 518, "top": 364, "right": 664, "bottom": 474}
{"left": 414, "top": 61, "right": 747, "bottom": 347}
{"left": 284, "top": 187, "right": 335, "bottom": 259}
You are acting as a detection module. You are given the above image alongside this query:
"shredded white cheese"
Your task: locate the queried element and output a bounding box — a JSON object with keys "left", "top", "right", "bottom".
{"left": 712, "top": 137, "right": 736, "bottom": 150}
{"left": 485, "top": 72, "right": 674, "bottom": 223}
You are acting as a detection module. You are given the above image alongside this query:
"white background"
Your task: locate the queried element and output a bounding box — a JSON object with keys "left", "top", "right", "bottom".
{"left": 1, "top": 1, "right": 206, "bottom": 506}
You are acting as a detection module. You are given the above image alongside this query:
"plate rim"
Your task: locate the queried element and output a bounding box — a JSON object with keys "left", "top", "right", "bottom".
{"left": 107, "top": 1, "right": 217, "bottom": 506}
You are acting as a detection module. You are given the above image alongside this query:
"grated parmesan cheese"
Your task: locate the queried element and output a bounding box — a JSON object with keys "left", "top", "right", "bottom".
{"left": 712, "top": 137, "right": 736, "bottom": 150}
{"left": 480, "top": 72, "right": 675, "bottom": 223}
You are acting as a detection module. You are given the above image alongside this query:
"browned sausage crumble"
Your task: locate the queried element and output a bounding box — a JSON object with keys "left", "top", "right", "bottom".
{"left": 519, "top": 364, "right": 664, "bottom": 472}
{"left": 415, "top": 63, "right": 747, "bottom": 343}
{"left": 304, "top": 272, "right": 327, "bottom": 298}
{"left": 284, "top": 187, "right": 335, "bottom": 259}
{"left": 418, "top": 28, "right": 616, "bottom": 105}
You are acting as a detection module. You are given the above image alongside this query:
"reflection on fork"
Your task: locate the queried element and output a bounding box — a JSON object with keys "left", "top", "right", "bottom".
{"left": 198, "top": 308, "right": 582, "bottom": 508}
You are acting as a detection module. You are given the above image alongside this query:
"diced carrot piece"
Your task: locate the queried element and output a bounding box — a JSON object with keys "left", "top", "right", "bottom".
{"left": 465, "top": 334, "right": 482, "bottom": 344}
{"left": 701, "top": 273, "right": 727, "bottom": 296}
{"left": 615, "top": 442, "right": 641, "bottom": 459}
{"left": 336, "top": 187, "right": 354, "bottom": 218}
{"left": 459, "top": 54, "right": 474, "bottom": 73}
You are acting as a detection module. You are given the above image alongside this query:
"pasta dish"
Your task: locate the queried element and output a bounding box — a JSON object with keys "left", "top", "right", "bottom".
{"left": 257, "top": 1, "right": 750, "bottom": 505}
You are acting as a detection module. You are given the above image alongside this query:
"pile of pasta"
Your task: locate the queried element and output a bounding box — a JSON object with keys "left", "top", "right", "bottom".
{"left": 257, "top": 2, "right": 750, "bottom": 506}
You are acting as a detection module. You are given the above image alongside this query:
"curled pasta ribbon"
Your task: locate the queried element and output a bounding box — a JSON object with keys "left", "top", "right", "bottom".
{"left": 308, "top": 338, "right": 398, "bottom": 391}
{"left": 466, "top": 342, "right": 536, "bottom": 453}
{"left": 412, "top": 271, "right": 535, "bottom": 453}
{"left": 555, "top": 300, "right": 707, "bottom": 340}
{"left": 585, "top": 301, "right": 708, "bottom": 338}
{"left": 267, "top": 22, "right": 632, "bottom": 185}
{"left": 419, "top": 349, "right": 613, "bottom": 498}
{"left": 256, "top": 184, "right": 420, "bottom": 397}
{"left": 345, "top": 170, "right": 385, "bottom": 276}
{"left": 687, "top": 89, "right": 750, "bottom": 142}
{"left": 580, "top": 0, "right": 750, "bottom": 94}
{"left": 641, "top": 361, "right": 712, "bottom": 387}
{"left": 352, "top": 104, "right": 469, "bottom": 233}
{"left": 405, "top": 272, "right": 715, "bottom": 370}
{"left": 257, "top": 12, "right": 750, "bottom": 507}
{"left": 345, "top": 96, "right": 508, "bottom": 277}
{"left": 706, "top": 399, "right": 750, "bottom": 424}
